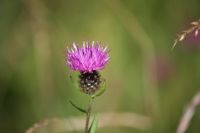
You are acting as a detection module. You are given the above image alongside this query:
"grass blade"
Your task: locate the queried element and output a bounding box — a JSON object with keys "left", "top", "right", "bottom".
{"left": 88, "top": 114, "right": 99, "bottom": 133}
{"left": 69, "top": 100, "right": 87, "bottom": 113}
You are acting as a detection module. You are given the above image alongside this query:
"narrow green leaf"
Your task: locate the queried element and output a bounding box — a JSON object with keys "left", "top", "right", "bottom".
{"left": 91, "top": 80, "right": 106, "bottom": 98}
{"left": 88, "top": 114, "right": 99, "bottom": 133}
{"left": 69, "top": 100, "right": 87, "bottom": 113}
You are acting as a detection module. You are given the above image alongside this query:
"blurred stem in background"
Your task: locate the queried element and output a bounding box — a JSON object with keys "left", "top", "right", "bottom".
{"left": 24, "top": 0, "right": 54, "bottom": 112}
{"left": 104, "top": 0, "right": 159, "bottom": 118}
{"left": 176, "top": 91, "right": 200, "bottom": 133}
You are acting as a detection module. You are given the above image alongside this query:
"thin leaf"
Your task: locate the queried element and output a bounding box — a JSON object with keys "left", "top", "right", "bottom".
{"left": 69, "top": 100, "right": 87, "bottom": 113}
{"left": 91, "top": 80, "right": 106, "bottom": 98}
{"left": 88, "top": 114, "right": 99, "bottom": 133}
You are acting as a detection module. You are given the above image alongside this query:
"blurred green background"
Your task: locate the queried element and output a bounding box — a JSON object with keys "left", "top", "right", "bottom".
{"left": 1, "top": 0, "right": 200, "bottom": 133}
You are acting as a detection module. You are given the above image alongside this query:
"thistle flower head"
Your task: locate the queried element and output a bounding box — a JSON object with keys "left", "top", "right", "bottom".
{"left": 66, "top": 42, "right": 109, "bottom": 72}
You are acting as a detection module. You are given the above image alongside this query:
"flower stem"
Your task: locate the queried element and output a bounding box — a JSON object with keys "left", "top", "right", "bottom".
{"left": 85, "top": 97, "right": 94, "bottom": 133}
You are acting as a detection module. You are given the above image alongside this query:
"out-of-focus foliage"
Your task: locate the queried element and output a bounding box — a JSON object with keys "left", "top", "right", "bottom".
{"left": 0, "top": 0, "right": 200, "bottom": 133}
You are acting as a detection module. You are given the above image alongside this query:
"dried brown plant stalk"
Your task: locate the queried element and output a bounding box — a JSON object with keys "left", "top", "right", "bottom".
{"left": 172, "top": 19, "right": 200, "bottom": 49}
{"left": 176, "top": 91, "right": 200, "bottom": 133}
{"left": 25, "top": 112, "right": 152, "bottom": 133}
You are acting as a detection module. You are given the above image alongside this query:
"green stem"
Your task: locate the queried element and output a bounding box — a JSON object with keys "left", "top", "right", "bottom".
{"left": 85, "top": 97, "right": 94, "bottom": 133}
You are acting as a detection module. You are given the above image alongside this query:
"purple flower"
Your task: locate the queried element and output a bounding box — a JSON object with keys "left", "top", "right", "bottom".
{"left": 66, "top": 42, "right": 109, "bottom": 72}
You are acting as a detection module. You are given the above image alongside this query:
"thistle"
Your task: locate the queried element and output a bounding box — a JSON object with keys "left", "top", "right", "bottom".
{"left": 66, "top": 42, "right": 109, "bottom": 95}
{"left": 66, "top": 41, "right": 109, "bottom": 133}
